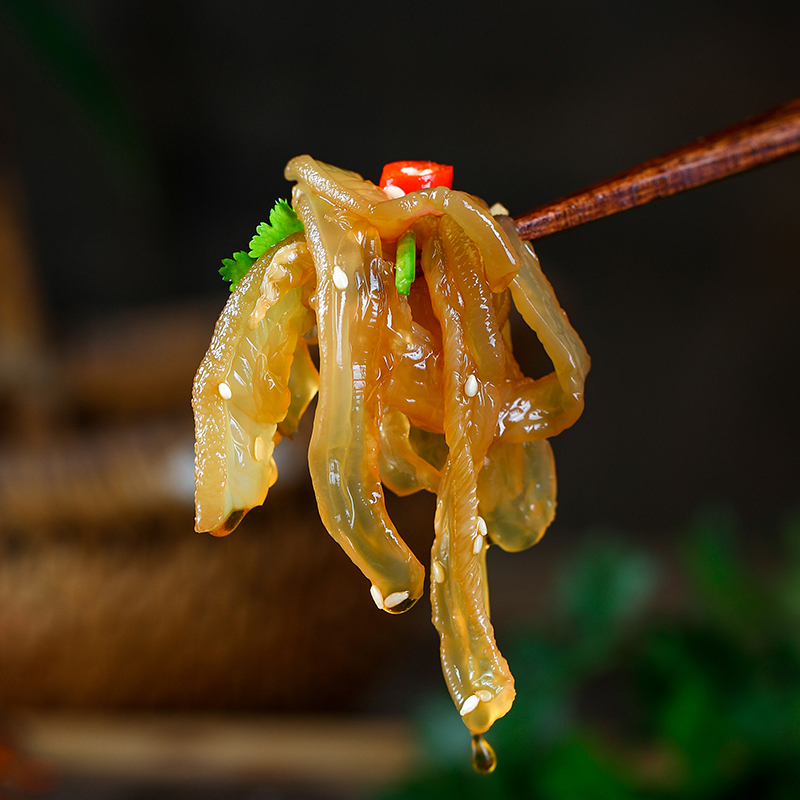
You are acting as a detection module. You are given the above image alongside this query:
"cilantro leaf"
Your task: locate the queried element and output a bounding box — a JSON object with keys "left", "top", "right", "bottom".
{"left": 248, "top": 199, "right": 304, "bottom": 259}
{"left": 219, "top": 251, "right": 255, "bottom": 291}
{"left": 219, "top": 199, "right": 304, "bottom": 291}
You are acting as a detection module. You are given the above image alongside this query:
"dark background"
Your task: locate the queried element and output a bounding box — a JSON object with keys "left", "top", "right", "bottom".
{"left": 2, "top": 0, "right": 797, "bottom": 537}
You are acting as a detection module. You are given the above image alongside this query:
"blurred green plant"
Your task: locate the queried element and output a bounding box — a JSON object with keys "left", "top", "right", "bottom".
{"left": 376, "top": 507, "right": 800, "bottom": 800}
{"left": 0, "top": 0, "right": 154, "bottom": 194}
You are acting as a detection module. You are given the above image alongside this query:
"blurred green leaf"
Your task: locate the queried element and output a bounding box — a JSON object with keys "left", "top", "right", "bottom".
{"left": 538, "top": 736, "right": 639, "bottom": 800}
{"left": 555, "top": 535, "right": 659, "bottom": 667}
{"left": 775, "top": 509, "right": 800, "bottom": 622}
{"left": 681, "top": 505, "right": 770, "bottom": 641}
{"left": 497, "top": 614, "right": 597, "bottom": 759}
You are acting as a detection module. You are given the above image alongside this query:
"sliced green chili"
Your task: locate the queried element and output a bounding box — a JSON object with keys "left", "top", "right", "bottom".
{"left": 395, "top": 230, "right": 416, "bottom": 295}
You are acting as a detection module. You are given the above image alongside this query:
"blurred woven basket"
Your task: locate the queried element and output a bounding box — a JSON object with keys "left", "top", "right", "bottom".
{"left": 0, "top": 151, "right": 432, "bottom": 713}
{"left": 0, "top": 321, "right": 432, "bottom": 712}
{"left": 0, "top": 486, "right": 426, "bottom": 712}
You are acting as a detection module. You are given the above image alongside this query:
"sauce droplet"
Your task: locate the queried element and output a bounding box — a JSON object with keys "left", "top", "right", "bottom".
{"left": 470, "top": 734, "right": 497, "bottom": 774}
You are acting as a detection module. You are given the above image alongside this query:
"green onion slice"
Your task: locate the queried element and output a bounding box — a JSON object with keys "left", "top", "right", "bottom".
{"left": 395, "top": 230, "right": 416, "bottom": 295}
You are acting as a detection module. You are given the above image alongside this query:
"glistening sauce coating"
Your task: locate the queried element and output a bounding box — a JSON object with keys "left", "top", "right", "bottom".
{"left": 192, "top": 156, "right": 590, "bottom": 751}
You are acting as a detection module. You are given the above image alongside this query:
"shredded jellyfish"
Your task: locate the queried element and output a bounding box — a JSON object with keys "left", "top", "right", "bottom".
{"left": 192, "top": 156, "right": 590, "bottom": 765}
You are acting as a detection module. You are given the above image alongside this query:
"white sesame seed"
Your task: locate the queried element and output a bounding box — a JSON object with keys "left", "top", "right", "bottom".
{"left": 384, "top": 590, "right": 409, "bottom": 609}
{"left": 332, "top": 266, "right": 349, "bottom": 290}
{"left": 253, "top": 436, "right": 266, "bottom": 462}
{"left": 432, "top": 559, "right": 445, "bottom": 584}
{"left": 370, "top": 584, "right": 384, "bottom": 609}
{"left": 477, "top": 515, "right": 487, "bottom": 537}
{"left": 489, "top": 202, "right": 510, "bottom": 217}
{"left": 382, "top": 185, "right": 406, "bottom": 199}
{"left": 464, "top": 374, "right": 479, "bottom": 397}
{"left": 476, "top": 690, "right": 493, "bottom": 703}
{"left": 473, "top": 536, "right": 484, "bottom": 555}
{"left": 218, "top": 381, "right": 232, "bottom": 400}
{"left": 460, "top": 694, "right": 480, "bottom": 716}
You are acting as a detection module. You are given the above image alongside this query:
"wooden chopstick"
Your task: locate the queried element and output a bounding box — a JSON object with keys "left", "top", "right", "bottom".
{"left": 513, "top": 97, "right": 800, "bottom": 241}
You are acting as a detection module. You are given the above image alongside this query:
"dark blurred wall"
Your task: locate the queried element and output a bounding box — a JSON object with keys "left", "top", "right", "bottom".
{"left": 0, "top": 0, "right": 798, "bottom": 535}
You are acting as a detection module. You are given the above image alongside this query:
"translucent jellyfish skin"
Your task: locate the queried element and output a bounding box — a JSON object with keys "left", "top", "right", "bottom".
{"left": 478, "top": 438, "right": 557, "bottom": 552}
{"left": 497, "top": 215, "right": 589, "bottom": 441}
{"left": 192, "top": 156, "right": 590, "bottom": 737}
{"left": 422, "top": 219, "right": 515, "bottom": 733}
{"left": 378, "top": 406, "right": 442, "bottom": 496}
{"left": 192, "top": 236, "right": 315, "bottom": 535}
{"left": 294, "top": 189, "right": 426, "bottom": 612}
{"left": 277, "top": 337, "right": 318, "bottom": 440}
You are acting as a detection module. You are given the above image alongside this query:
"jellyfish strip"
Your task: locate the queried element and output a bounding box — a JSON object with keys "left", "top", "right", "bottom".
{"left": 423, "top": 217, "right": 514, "bottom": 734}
{"left": 192, "top": 235, "right": 315, "bottom": 534}
{"left": 293, "top": 188, "right": 425, "bottom": 612}
{"left": 193, "top": 156, "right": 590, "bottom": 740}
{"left": 378, "top": 406, "right": 442, "bottom": 496}
{"left": 277, "top": 336, "right": 319, "bottom": 440}
{"left": 478, "top": 438, "right": 557, "bottom": 552}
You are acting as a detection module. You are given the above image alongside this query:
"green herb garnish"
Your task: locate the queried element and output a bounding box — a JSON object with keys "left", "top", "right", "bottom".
{"left": 220, "top": 199, "right": 303, "bottom": 291}
{"left": 219, "top": 250, "right": 255, "bottom": 289}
